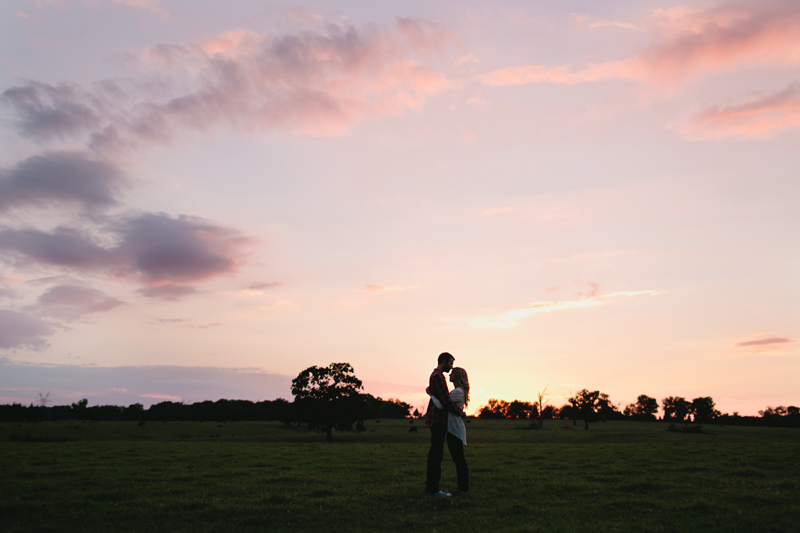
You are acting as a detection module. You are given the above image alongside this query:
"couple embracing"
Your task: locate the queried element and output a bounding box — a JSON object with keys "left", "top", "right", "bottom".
{"left": 425, "top": 352, "right": 470, "bottom": 497}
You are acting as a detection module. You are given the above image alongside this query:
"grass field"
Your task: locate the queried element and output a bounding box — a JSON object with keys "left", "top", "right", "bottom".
{"left": 1, "top": 419, "right": 798, "bottom": 532}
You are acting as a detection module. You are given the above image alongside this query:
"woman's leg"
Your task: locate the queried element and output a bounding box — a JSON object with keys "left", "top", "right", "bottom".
{"left": 446, "top": 432, "right": 469, "bottom": 493}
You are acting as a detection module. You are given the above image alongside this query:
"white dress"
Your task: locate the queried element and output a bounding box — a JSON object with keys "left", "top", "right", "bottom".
{"left": 430, "top": 387, "right": 467, "bottom": 445}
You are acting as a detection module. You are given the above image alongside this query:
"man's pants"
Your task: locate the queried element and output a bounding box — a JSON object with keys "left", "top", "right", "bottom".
{"left": 425, "top": 424, "right": 447, "bottom": 493}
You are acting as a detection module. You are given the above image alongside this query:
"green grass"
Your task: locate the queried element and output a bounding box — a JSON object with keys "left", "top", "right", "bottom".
{"left": 1, "top": 419, "right": 798, "bottom": 532}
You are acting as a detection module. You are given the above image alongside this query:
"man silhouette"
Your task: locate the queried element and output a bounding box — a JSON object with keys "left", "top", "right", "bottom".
{"left": 425, "top": 352, "right": 465, "bottom": 496}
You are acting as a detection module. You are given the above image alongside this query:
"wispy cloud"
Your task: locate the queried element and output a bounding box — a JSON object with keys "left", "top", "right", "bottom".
{"left": 479, "top": 1, "right": 800, "bottom": 89}
{"left": 16, "top": 10, "right": 41, "bottom": 21}
{"left": 188, "top": 322, "right": 222, "bottom": 330}
{"left": 286, "top": 8, "right": 322, "bottom": 24}
{"left": 680, "top": 82, "right": 800, "bottom": 140}
{"left": 734, "top": 336, "right": 792, "bottom": 350}
{"left": 364, "top": 284, "right": 416, "bottom": 293}
{"left": 139, "top": 393, "right": 181, "bottom": 401}
{"left": 247, "top": 282, "right": 282, "bottom": 291}
{"left": 137, "top": 285, "right": 197, "bottom": 301}
{"left": 396, "top": 17, "right": 458, "bottom": 59}
{"left": 2, "top": 20, "right": 456, "bottom": 151}
{"left": 35, "top": 284, "right": 124, "bottom": 320}
{"left": 467, "top": 288, "right": 661, "bottom": 328}
{"left": 152, "top": 318, "right": 183, "bottom": 325}
{"left": 570, "top": 13, "right": 644, "bottom": 32}
{"left": 454, "top": 53, "right": 480, "bottom": 69}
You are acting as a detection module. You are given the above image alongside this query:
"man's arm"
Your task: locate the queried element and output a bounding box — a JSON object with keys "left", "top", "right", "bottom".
{"left": 429, "top": 373, "right": 464, "bottom": 417}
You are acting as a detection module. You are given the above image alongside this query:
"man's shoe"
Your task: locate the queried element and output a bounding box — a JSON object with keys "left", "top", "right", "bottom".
{"left": 430, "top": 490, "right": 452, "bottom": 497}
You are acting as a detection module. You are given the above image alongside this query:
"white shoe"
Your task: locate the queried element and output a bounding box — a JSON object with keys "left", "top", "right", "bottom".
{"left": 430, "top": 490, "right": 451, "bottom": 497}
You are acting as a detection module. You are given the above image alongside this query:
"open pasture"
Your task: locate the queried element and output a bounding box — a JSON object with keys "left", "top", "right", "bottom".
{"left": 1, "top": 419, "right": 798, "bottom": 532}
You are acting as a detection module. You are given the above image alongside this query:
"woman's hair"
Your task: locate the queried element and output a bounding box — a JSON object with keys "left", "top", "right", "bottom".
{"left": 450, "top": 367, "right": 470, "bottom": 407}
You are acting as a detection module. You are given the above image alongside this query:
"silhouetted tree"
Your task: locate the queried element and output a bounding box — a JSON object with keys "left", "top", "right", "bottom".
{"left": 507, "top": 400, "right": 537, "bottom": 419}
{"left": 477, "top": 398, "right": 536, "bottom": 419}
{"left": 569, "top": 389, "right": 611, "bottom": 430}
{"left": 661, "top": 396, "right": 690, "bottom": 424}
{"left": 361, "top": 395, "right": 413, "bottom": 419}
{"left": 71, "top": 398, "right": 88, "bottom": 413}
{"left": 555, "top": 401, "right": 574, "bottom": 420}
{"left": 624, "top": 394, "right": 659, "bottom": 420}
{"left": 596, "top": 393, "right": 622, "bottom": 421}
{"left": 478, "top": 398, "right": 510, "bottom": 419}
{"left": 689, "top": 396, "right": 720, "bottom": 423}
{"left": 758, "top": 405, "right": 800, "bottom": 428}
{"left": 760, "top": 405, "right": 787, "bottom": 417}
{"left": 534, "top": 386, "right": 551, "bottom": 428}
{"left": 122, "top": 403, "right": 144, "bottom": 421}
{"left": 541, "top": 405, "right": 559, "bottom": 419}
{"left": 291, "top": 362, "right": 364, "bottom": 441}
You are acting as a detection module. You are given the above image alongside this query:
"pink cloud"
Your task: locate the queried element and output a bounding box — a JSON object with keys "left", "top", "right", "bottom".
{"left": 247, "top": 282, "right": 282, "bottom": 291}
{"left": 480, "top": 1, "right": 800, "bottom": 88}
{"left": 573, "top": 279, "right": 600, "bottom": 299}
{"left": 735, "top": 336, "right": 792, "bottom": 349}
{"left": 195, "top": 29, "right": 263, "bottom": 59}
{"left": 680, "top": 82, "right": 800, "bottom": 140}
{"left": 140, "top": 393, "right": 181, "bottom": 401}
{"left": 454, "top": 53, "right": 480, "bottom": 68}
{"left": 3, "top": 21, "right": 456, "bottom": 149}
{"left": 478, "top": 61, "right": 633, "bottom": 87}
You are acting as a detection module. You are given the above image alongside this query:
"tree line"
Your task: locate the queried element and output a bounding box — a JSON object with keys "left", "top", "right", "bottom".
{"left": 478, "top": 388, "right": 800, "bottom": 429}
{"left": 0, "top": 393, "right": 412, "bottom": 425}
{"left": 0, "top": 362, "right": 413, "bottom": 433}
{"left": 3, "top": 366, "right": 797, "bottom": 434}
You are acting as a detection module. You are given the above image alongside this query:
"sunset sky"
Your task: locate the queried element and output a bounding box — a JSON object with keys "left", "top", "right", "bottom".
{"left": 1, "top": 0, "right": 798, "bottom": 416}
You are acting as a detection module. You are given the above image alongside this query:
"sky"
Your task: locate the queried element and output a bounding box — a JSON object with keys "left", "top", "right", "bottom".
{"left": 0, "top": 0, "right": 798, "bottom": 416}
